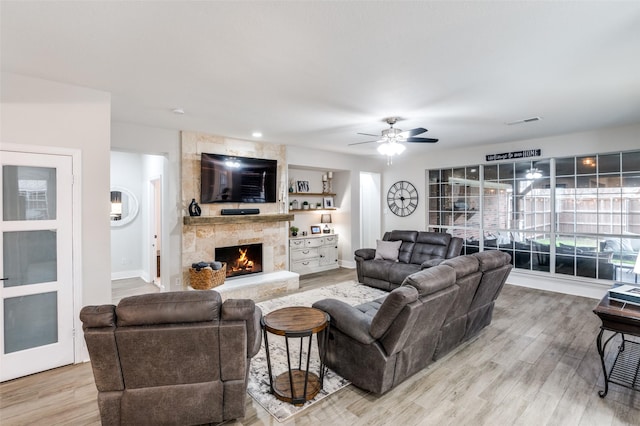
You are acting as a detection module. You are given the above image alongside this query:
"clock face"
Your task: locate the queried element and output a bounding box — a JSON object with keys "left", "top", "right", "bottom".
{"left": 387, "top": 181, "right": 418, "bottom": 217}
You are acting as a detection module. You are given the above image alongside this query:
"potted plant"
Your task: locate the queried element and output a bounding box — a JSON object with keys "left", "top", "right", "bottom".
{"left": 290, "top": 226, "right": 299, "bottom": 237}
{"left": 316, "top": 202, "right": 322, "bottom": 209}
{"left": 302, "top": 201, "right": 310, "bottom": 210}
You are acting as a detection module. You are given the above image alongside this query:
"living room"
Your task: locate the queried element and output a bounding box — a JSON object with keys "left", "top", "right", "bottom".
{"left": 2, "top": 1, "right": 640, "bottom": 424}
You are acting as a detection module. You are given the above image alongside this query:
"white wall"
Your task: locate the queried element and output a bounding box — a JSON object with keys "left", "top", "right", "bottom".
{"left": 1, "top": 73, "right": 111, "bottom": 305}
{"left": 110, "top": 122, "right": 181, "bottom": 290}
{"left": 110, "top": 151, "right": 144, "bottom": 279}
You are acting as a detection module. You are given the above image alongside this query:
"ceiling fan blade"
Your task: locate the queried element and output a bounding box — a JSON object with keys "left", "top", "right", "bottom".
{"left": 348, "top": 140, "right": 379, "bottom": 146}
{"left": 406, "top": 137, "right": 439, "bottom": 143}
{"left": 357, "top": 132, "right": 381, "bottom": 137}
{"left": 400, "top": 127, "right": 428, "bottom": 137}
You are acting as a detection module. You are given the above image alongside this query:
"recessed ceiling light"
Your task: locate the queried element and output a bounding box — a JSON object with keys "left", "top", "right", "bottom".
{"left": 172, "top": 108, "right": 185, "bottom": 115}
{"left": 252, "top": 132, "right": 263, "bottom": 138}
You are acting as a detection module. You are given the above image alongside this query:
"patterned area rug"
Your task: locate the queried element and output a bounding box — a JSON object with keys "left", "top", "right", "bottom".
{"left": 248, "top": 280, "right": 387, "bottom": 422}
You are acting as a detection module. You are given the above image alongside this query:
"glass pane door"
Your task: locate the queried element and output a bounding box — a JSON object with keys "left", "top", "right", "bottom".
{"left": 1, "top": 151, "right": 74, "bottom": 382}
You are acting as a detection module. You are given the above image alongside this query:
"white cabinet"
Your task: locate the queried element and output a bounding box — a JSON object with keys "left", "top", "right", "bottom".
{"left": 290, "top": 234, "right": 339, "bottom": 275}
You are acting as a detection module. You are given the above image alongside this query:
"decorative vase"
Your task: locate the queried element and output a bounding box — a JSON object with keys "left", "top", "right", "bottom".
{"left": 188, "top": 199, "right": 201, "bottom": 217}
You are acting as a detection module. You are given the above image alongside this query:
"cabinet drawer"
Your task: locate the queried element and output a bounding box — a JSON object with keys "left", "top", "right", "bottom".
{"left": 291, "top": 247, "right": 319, "bottom": 261}
{"left": 323, "top": 235, "right": 338, "bottom": 245}
{"left": 290, "top": 239, "right": 305, "bottom": 248}
{"left": 305, "top": 238, "right": 323, "bottom": 248}
{"left": 291, "top": 259, "right": 320, "bottom": 274}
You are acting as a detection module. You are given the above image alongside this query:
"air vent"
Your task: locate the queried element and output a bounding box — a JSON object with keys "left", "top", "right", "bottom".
{"left": 506, "top": 116, "right": 541, "bottom": 125}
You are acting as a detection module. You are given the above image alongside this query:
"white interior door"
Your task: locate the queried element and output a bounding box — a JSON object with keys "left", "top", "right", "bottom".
{"left": 1, "top": 151, "right": 74, "bottom": 382}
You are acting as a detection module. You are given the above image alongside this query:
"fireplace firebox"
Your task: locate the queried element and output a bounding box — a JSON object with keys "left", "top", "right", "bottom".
{"left": 215, "top": 243, "right": 263, "bottom": 278}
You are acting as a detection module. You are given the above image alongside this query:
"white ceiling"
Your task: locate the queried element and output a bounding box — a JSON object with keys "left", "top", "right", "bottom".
{"left": 2, "top": 1, "right": 640, "bottom": 157}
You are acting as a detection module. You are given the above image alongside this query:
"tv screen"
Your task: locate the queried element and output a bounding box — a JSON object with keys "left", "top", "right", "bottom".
{"left": 200, "top": 153, "right": 277, "bottom": 203}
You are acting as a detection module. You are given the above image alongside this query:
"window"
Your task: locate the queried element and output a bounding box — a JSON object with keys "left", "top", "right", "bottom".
{"left": 427, "top": 150, "right": 640, "bottom": 283}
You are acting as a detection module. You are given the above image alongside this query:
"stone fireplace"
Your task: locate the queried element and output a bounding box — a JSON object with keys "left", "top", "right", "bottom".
{"left": 181, "top": 131, "right": 298, "bottom": 298}
{"left": 216, "top": 243, "right": 263, "bottom": 279}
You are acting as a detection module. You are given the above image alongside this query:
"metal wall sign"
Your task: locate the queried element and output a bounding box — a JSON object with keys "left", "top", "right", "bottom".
{"left": 486, "top": 149, "right": 541, "bottom": 162}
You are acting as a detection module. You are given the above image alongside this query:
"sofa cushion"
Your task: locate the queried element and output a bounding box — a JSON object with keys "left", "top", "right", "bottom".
{"left": 386, "top": 230, "right": 418, "bottom": 263}
{"left": 116, "top": 291, "right": 221, "bottom": 327}
{"left": 370, "top": 286, "right": 419, "bottom": 339}
{"left": 401, "top": 264, "right": 456, "bottom": 297}
{"left": 409, "top": 232, "right": 452, "bottom": 264}
{"left": 389, "top": 263, "right": 422, "bottom": 285}
{"left": 374, "top": 239, "right": 402, "bottom": 261}
{"left": 472, "top": 251, "right": 511, "bottom": 272}
{"left": 441, "top": 255, "right": 480, "bottom": 278}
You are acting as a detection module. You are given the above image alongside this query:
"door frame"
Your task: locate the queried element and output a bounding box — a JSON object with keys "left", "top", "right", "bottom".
{"left": 148, "top": 175, "right": 163, "bottom": 290}
{"left": 0, "top": 142, "right": 83, "bottom": 363}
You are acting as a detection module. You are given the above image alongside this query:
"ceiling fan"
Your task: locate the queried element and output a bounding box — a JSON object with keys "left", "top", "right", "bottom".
{"left": 349, "top": 117, "right": 439, "bottom": 146}
{"left": 350, "top": 117, "right": 438, "bottom": 164}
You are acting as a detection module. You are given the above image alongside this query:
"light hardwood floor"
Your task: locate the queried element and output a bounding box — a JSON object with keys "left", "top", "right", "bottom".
{"left": 2, "top": 269, "right": 639, "bottom": 425}
{"left": 111, "top": 277, "right": 160, "bottom": 304}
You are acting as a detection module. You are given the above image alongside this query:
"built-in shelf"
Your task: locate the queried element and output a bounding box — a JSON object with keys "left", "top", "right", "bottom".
{"left": 184, "top": 213, "right": 294, "bottom": 226}
{"left": 289, "top": 208, "right": 336, "bottom": 212}
{"left": 289, "top": 192, "right": 336, "bottom": 196}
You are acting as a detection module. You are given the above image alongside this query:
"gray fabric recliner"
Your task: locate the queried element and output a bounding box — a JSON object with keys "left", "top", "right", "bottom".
{"left": 355, "top": 230, "right": 464, "bottom": 291}
{"left": 313, "top": 250, "right": 512, "bottom": 394}
{"left": 80, "top": 291, "right": 262, "bottom": 425}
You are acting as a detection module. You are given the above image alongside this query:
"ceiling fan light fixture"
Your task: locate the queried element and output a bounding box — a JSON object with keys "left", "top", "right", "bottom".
{"left": 525, "top": 168, "right": 542, "bottom": 179}
{"left": 377, "top": 142, "right": 405, "bottom": 156}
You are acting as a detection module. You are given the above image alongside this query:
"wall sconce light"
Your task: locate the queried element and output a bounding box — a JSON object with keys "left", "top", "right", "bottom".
{"left": 321, "top": 213, "right": 332, "bottom": 234}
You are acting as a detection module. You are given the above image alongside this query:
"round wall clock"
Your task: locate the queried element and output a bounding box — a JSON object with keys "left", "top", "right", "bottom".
{"left": 387, "top": 180, "right": 418, "bottom": 217}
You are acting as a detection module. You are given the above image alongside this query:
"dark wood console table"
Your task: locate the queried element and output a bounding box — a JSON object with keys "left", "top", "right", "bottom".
{"left": 261, "top": 306, "right": 329, "bottom": 406}
{"left": 593, "top": 293, "right": 640, "bottom": 397}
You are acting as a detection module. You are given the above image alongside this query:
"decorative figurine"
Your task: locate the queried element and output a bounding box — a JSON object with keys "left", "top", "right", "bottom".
{"left": 188, "top": 199, "right": 201, "bottom": 217}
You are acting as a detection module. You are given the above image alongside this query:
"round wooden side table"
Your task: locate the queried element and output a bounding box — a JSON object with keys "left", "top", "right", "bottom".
{"left": 261, "top": 306, "right": 330, "bottom": 406}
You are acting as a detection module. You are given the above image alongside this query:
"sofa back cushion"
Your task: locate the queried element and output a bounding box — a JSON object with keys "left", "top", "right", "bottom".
{"left": 469, "top": 251, "right": 513, "bottom": 310}
{"left": 401, "top": 264, "right": 456, "bottom": 297}
{"left": 369, "top": 286, "right": 419, "bottom": 339}
{"left": 409, "top": 232, "right": 452, "bottom": 264}
{"left": 116, "top": 291, "right": 221, "bottom": 327}
{"left": 385, "top": 230, "right": 418, "bottom": 263}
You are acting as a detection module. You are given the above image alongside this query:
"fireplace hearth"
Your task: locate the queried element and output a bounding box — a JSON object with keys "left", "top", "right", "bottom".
{"left": 215, "top": 243, "right": 263, "bottom": 278}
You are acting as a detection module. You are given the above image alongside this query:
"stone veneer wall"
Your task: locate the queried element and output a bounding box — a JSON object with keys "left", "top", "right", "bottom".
{"left": 181, "top": 131, "right": 289, "bottom": 288}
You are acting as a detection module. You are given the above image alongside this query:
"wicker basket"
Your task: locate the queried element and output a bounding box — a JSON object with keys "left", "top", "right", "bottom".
{"left": 189, "top": 262, "right": 226, "bottom": 290}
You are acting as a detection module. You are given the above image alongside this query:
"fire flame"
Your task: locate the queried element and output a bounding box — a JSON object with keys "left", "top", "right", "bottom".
{"left": 233, "top": 247, "right": 254, "bottom": 271}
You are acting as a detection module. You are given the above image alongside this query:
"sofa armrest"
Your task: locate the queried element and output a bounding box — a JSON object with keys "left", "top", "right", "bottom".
{"left": 312, "top": 299, "right": 375, "bottom": 345}
{"left": 355, "top": 248, "right": 376, "bottom": 261}
{"left": 420, "top": 258, "right": 444, "bottom": 269}
{"left": 222, "top": 299, "right": 263, "bottom": 358}
{"left": 446, "top": 237, "right": 464, "bottom": 259}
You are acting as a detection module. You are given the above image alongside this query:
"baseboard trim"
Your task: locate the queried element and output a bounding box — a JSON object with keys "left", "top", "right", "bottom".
{"left": 111, "top": 270, "right": 145, "bottom": 281}
{"left": 339, "top": 260, "right": 356, "bottom": 269}
{"left": 507, "top": 269, "right": 610, "bottom": 300}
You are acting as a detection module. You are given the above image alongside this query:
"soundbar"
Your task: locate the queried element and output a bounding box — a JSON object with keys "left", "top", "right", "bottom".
{"left": 221, "top": 208, "right": 260, "bottom": 216}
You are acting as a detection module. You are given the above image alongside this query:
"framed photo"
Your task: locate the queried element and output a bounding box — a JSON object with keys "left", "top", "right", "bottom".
{"left": 296, "top": 180, "right": 310, "bottom": 193}
{"left": 323, "top": 196, "right": 334, "bottom": 209}
{"left": 310, "top": 225, "right": 321, "bottom": 235}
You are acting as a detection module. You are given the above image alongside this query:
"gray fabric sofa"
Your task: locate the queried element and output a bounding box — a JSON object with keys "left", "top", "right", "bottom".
{"left": 312, "top": 250, "right": 512, "bottom": 394}
{"left": 355, "top": 230, "right": 464, "bottom": 290}
{"left": 80, "top": 291, "right": 262, "bottom": 425}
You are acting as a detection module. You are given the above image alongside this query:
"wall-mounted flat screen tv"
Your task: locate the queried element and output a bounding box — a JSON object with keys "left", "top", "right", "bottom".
{"left": 200, "top": 153, "right": 277, "bottom": 203}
